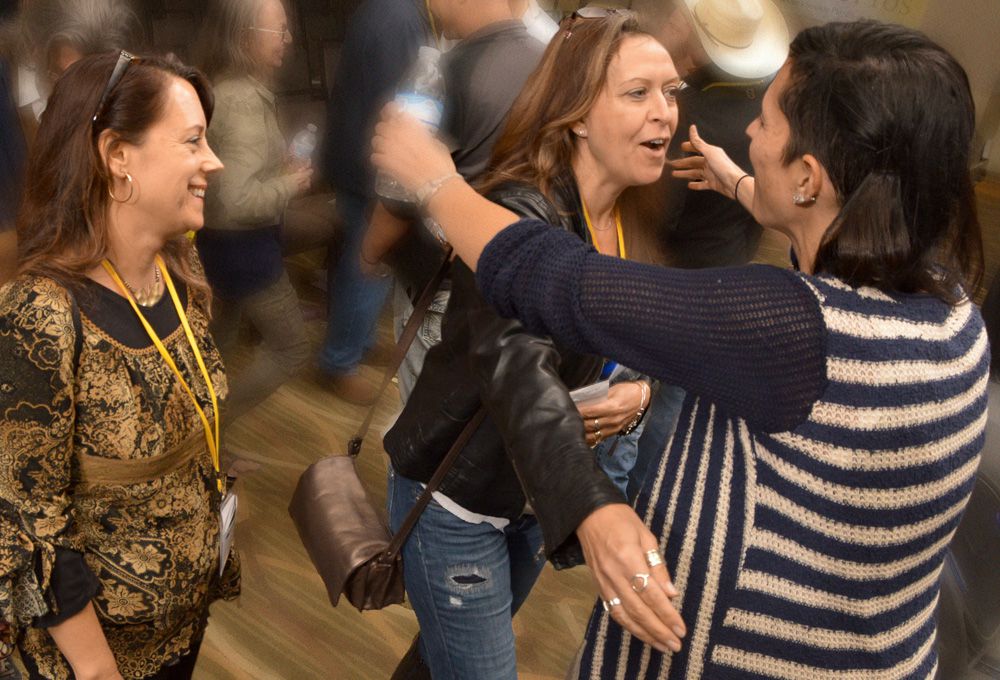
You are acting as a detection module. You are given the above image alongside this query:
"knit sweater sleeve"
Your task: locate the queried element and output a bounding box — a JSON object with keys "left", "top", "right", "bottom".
{"left": 476, "top": 220, "right": 828, "bottom": 432}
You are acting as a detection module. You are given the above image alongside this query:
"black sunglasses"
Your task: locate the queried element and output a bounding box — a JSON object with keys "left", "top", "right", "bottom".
{"left": 92, "top": 50, "right": 135, "bottom": 123}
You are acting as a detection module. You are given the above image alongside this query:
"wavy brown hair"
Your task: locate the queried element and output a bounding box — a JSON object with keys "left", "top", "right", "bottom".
{"left": 479, "top": 11, "right": 648, "bottom": 203}
{"left": 16, "top": 51, "right": 215, "bottom": 298}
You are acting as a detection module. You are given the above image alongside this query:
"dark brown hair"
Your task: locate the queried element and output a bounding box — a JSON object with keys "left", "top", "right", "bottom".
{"left": 16, "top": 51, "right": 215, "bottom": 297}
{"left": 479, "top": 12, "right": 649, "bottom": 203}
{"left": 780, "top": 21, "right": 983, "bottom": 303}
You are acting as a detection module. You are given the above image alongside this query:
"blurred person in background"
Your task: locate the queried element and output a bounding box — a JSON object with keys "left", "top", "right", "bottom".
{"left": 318, "top": 0, "right": 434, "bottom": 405}
{"left": 0, "top": 0, "right": 138, "bottom": 288}
{"left": 0, "top": 51, "right": 238, "bottom": 680}
{"left": 359, "top": 0, "right": 546, "bottom": 407}
{"left": 195, "top": 0, "right": 313, "bottom": 427}
{"left": 509, "top": 0, "right": 559, "bottom": 45}
{"left": 0, "top": 22, "right": 24, "bottom": 286}
{"left": 14, "top": 0, "right": 139, "bottom": 146}
{"left": 627, "top": 0, "right": 788, "bottom": 502}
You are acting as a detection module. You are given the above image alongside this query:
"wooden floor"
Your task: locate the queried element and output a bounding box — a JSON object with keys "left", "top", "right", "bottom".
{"left": 193, "top": 272, "right": 596, "bottom": 680}
{"left": 190, "top": 180, "right": 1000, "bottom": 679}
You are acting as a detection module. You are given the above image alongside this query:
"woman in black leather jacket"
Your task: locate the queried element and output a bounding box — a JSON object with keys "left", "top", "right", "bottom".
{"left": 383, "top": 12, "right": 679, "bottom": 679}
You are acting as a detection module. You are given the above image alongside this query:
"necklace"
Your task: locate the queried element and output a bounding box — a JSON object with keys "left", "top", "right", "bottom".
{"left": 592, "top": 212, "right": 615, "bottom": 232}
{"left": 581, "top": 201, "right": 627, "bottom": 259}
{"left": 116, "top": 262, "right": 163, "bottom": 307}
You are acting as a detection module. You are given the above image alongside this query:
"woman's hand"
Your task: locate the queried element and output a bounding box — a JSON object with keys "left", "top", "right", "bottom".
{"left": 371, "top": 104, "right": 457, "bottom": 194}
{"left": 671, "top": 124, "right": 748, "bottom": 199}
{"left": 578, "top": 381, "right": 648, "bottom": 447}
{"left": 577, "top": 504, "right": 686, "bottom": 654}
{"left": 288, "top": 167, "right": 314, "bottom": 196}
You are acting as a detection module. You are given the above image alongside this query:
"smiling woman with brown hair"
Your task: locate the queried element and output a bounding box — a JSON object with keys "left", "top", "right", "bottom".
{"left": 374, "top": 19, "right": 987, "bottom": 680}
{"left": 0, "top": 51, "right": 237, "bottom": 680}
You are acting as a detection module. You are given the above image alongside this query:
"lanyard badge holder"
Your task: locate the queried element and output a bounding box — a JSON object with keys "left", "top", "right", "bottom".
{"left": 102, "top": 257, "right": 236, "bottom": 575}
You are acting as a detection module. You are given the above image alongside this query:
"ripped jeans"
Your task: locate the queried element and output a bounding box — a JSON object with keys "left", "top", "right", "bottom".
{"left": 388, "top": 467, "right": 546, "bottom": 680}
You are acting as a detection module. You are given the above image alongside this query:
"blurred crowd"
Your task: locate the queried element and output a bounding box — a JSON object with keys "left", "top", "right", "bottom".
{"left": 0, "top": 0, "right": 997, "bottom": 679}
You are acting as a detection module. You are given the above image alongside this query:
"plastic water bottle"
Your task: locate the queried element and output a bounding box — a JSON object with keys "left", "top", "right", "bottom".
{"left": 376, "top": 46, "right": 445, "bottom": 202}
{"left": 289, "top": 123, "right": 318, "bottom": 165}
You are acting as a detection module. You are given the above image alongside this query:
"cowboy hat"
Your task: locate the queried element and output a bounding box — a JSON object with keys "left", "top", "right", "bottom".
{"left": 683, "top": 0, "right": 789, "bottom": 78}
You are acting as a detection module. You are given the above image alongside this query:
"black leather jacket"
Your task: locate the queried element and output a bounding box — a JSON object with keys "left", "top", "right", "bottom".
{"left": 383, "top": 177, "right": 624, "bottom": 567}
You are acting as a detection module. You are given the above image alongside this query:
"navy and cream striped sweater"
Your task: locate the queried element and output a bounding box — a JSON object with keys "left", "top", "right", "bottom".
{"left": 476, "top": 220, "right": 988, "bottom": 680}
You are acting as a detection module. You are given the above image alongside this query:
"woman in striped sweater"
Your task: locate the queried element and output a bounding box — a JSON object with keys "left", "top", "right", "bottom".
{"left": 371, "top": 20, "right": 986, "bottom": 679}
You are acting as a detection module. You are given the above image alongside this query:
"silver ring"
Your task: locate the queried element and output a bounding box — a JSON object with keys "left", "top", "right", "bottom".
{"left": 645, "top": 550, "right": 664, "bottom": 568}
{"left": 593, "top": 417, "right": 600, "bottom": 430}
{"left": 602, "top": 596, "right": 622, "bottom": 612}
{"left": 631, "top": 573, "right": 650, "bottom": 593}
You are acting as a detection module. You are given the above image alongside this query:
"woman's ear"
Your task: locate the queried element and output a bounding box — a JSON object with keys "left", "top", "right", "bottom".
{"left": 792, "top": 153, "right": 827, "bottom": 205}
{"left": 98, "top": 129, "right": 128, "bottom": 179}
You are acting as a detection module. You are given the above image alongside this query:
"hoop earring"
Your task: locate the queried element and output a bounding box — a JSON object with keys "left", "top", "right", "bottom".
{"left": 109, "top": 172, "right": 134, "bottom": 203}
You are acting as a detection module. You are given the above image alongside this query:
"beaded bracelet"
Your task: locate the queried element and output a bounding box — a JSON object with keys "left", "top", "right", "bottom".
{"left": 620, "top": 381, "right": 650, "bottom": 436}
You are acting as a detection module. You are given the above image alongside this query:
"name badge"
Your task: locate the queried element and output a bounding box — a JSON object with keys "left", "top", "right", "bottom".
{"left": 219, "top": 491, "right": 238, "bottom": 576}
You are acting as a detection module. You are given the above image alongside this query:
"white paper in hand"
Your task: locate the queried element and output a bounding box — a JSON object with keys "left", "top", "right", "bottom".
{"left": 570, "top": 379, "right": 610, "bottom": 407}
{"left": 218, "top": 492, "right": 238, "bottom": 576}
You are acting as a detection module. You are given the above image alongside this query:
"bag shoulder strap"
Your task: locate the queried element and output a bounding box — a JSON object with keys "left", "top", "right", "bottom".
{"left": 344, "top": 244, "right": 488, "bottom": 560}
{"left": 347, "top": 246, "right": 452, "bottom": 457}
{"left": 384, "top": 407, "right": 486, "bottom": 560}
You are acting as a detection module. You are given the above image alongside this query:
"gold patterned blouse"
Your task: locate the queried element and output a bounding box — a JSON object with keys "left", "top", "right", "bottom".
{"left": 0, "top": 274, "right": 239, "bottom": 679}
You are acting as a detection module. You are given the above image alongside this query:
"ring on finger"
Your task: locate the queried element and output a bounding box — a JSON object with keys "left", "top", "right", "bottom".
{"left": 631, "top": 572, "right": 650, "bottom": 594}
{"left": 602, "top": 596, "right": 622, "bottom": 612}
{"left": 593, "top": 417, "right": 600, "bottom": 430}
{"left": 645, "top": 549, "right": 664, "bottom": 568}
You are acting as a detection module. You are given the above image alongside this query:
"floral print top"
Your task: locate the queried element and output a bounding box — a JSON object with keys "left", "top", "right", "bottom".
{"left": 0, "top": 274, "right": 239, "bottom": 679}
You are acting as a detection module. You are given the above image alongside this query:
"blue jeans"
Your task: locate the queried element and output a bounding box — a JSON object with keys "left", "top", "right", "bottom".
{"left": 627, "top": 383, "right": 686, "bottom": 503}
{"left": 319, "top": 192, "right": 392, "bottom": 375}
{"left": 388, "top": 468, "right": 546, "bottom": 680}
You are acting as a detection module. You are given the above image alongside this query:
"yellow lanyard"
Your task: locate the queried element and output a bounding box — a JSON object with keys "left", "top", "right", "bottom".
{"left": 101, "top": 257, "right": 223, "bottom": 494}
{"left": 581, "top": 200, "right": 627, "bottom": 259}
{"left": 425, "top": 0, "right": 439, "bottom": 45}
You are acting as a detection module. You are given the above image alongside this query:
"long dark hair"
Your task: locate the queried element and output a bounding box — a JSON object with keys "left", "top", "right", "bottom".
{"left": 781, "top": 21, "right": 982, "bottom": 303}
{"left": 16, "top": 51, "right": 215, "bottom": 297}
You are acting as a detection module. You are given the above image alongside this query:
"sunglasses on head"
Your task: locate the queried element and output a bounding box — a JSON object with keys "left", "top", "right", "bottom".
{"left": 92, "top": 50, "right": 135, "bottom": 124}
{"left": 562, "top": 6, "right": 632, "bottom": 38}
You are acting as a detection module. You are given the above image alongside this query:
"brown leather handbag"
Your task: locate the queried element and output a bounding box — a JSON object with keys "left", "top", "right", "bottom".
{"left": 289, "top": 249, "right": 486, "bottom": 611}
